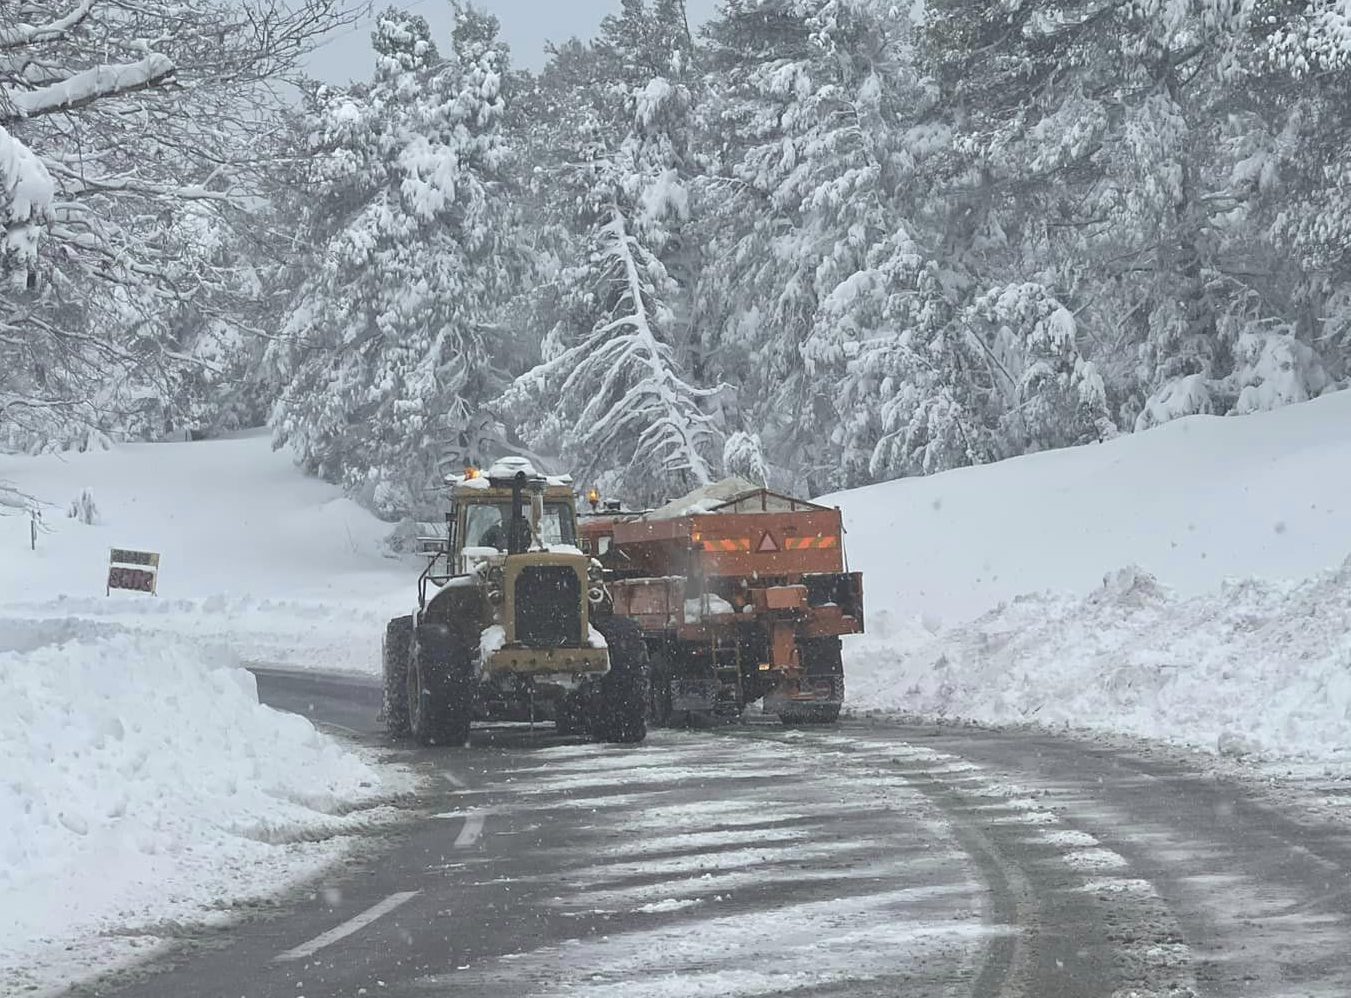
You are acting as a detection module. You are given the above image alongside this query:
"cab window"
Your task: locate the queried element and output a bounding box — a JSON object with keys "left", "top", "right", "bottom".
{"left": 461, "top": 503, "right": 577, "bottom": 550}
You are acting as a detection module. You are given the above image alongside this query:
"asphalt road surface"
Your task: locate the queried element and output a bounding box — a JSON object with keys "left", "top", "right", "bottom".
{"left": 65, "top": 668, "right": 1351, "bottom": 998}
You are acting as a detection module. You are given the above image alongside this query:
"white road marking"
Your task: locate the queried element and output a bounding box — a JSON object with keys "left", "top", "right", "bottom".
{"left": 273, "top": 891, "right": 420, "bottom": 963}
{"left": 455, "top": 812, "right": 487, "bottom": 848}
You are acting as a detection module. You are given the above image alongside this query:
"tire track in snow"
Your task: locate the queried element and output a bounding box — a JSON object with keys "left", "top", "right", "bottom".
{"left": 779, "top": 729, "right": 1199, "bottom": 997}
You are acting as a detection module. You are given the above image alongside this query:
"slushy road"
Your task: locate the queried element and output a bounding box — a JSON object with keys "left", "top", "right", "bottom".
{"left": 65, "top": 668, "right": 1351, "bottom": 997}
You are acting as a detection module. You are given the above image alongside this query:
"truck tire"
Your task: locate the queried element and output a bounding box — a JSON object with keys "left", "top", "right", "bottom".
{"left": 778, "top": 637, "right": 843, "bottom": 726}
{"left": 591, "top": 617, "right": 648, "bottom": 744}
{"left": 408, "top": 621, "right": 474, "bottom": 746}
{"left": 382, "top": 615, "right": 413, "bottom": 738}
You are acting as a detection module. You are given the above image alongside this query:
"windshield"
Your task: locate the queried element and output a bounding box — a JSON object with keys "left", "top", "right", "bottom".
{"left": 462, "top": 501, "right": 577, "bottom": 550}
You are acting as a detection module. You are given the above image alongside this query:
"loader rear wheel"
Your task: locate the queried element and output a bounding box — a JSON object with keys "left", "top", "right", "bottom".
{"left": 591, "top": 617, "right": 648, "bottom": 744}
{"left": 408, "top": 622, "right": 474, "bottom": 747}
{"left": 382, "top": 615, "right": 413, "bottom": 738}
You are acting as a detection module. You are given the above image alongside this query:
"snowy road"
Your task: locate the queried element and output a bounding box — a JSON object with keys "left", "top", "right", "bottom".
{"left": 64, "top": 669, "right": 1351, "bottom": 998}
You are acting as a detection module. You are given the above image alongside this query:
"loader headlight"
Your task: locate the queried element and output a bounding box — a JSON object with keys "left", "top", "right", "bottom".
{"left": 488, "top": 588, "right": 504, "bottom": 604}
{"left": 588, "top": 587, "right": 605, "bottom": 605}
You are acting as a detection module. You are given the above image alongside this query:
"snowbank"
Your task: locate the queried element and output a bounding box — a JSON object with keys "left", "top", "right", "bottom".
{"left": 825, "top": 389, "right": 1351, "bottom": 627}
{"left": 0, "top": 620, "right": 411, "bottom": 994}
{"left": 0, "top": 430, "right": 414, "bottom": 673}
{"left": 846, "top": 561, "right": 1351, "bottom": 764}
{"left": 827, "top": 391, "right": 1351, "bottom": 766}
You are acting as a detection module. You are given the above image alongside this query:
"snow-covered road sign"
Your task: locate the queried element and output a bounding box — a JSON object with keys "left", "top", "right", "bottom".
{"left": 107, "top": 548, "right": 160, "bottom": 595}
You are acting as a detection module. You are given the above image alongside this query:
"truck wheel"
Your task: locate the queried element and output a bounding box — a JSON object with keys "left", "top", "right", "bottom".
{"left": 408, "top": 622, "right": 474, "bottom": 746}
{"left": 382, "top": 616, "right": 413, "bottom": 738}
{"left": 592, "top": 617, "right": 648, "bottom": 744}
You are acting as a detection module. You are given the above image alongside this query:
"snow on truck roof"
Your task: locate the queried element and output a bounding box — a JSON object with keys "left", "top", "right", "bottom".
{"left": 646, "top": 478, "right": 830, "bottom": 519}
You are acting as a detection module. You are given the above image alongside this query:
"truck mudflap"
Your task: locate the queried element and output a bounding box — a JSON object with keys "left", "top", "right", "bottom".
{"left": 670, "top": 677, "right": 745, "bottom": 718}
{"left": 764, "top": 673, "right": 844, "bottom": 708}
{"left": 764, "top": 673, "right": 844, "bottom": 725}
{"left": 671, "top": 676, "right": 717, "bottom": 712}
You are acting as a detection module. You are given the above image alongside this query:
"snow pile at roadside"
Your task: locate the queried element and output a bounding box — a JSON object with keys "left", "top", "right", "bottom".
{"left": 0, "top": 431, "right": 413, "bottom": 674}
{"left": 0, "top": 620, "right": 411, "bottom": 993}
{"left": 826, "top": 391, "right": 1351, "bottom": 763}
{"left": 0, "top": 593, "right": 399, "bottom": 674}
{"left": 847, "top": 560, "right": 1351, "bottom": 764}
{"left": 825, "top": 389, "right": 1351, "bottom": 626}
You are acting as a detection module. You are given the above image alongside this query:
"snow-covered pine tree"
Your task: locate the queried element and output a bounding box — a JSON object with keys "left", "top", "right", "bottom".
{"left": 695, "top": 0, "right": 937, "bottom": 492}
{"left": 272, "top": 5, "right": 528, "bottom": 517}
{"left": 1243, "top": 4, "right": 1351, "bottom": 405}
{"left": 499, "top": 1, "right": 719, "bottom": 503}
{"left": 924, "top": 0, "right": 1299, "bottom": 432}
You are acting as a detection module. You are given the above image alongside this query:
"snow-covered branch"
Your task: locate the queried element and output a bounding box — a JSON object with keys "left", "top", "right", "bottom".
{"left": 2, "top": 54, "right": 176, "bottom": 120}
{"left": 0, "top": 0, "right": 96, "bottom": 49}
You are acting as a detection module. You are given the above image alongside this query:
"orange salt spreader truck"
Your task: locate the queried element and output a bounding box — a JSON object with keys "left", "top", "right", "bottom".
{"left": 578, "top": 479, "right": 864, "bottom": 726}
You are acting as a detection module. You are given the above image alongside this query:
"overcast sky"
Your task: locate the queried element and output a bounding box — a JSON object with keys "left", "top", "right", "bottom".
{"left": 305, "top": 0, "right": 722, "bottom": 83}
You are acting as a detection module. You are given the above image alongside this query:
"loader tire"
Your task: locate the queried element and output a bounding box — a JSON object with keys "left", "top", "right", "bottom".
{"left": 382, "top": 615, "right": 413, "bottom": 738}
{"left": 408, "top": 621, "right": 474, "bottom": 747}
{"left": 591, "top": 617, "right": 648, "bottom": 744}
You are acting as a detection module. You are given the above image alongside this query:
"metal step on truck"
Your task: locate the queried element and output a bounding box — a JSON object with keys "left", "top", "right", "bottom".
{"left": 579, "top": 478, "right": 864, "bottom": 726}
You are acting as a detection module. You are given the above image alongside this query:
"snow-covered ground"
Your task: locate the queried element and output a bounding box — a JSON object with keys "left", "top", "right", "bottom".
{"left": 0, "top": 430, "right": 411, "bottom": 672}
{"left": 0, "top": 432, "right": 417, "bottom": 994}
{"left": 828, "top": 390, "right": 1351, "bottom": 767}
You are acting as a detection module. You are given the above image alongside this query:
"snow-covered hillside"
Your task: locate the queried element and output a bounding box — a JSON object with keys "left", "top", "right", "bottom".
{"left": 0, "top": 430, "right": 412, "bottom": 672}
{"left": 829, "top": 392, "right": 1351, "bottom": 765}
{"left": 825, "top": 389, "right": 1351, "bottom": 628}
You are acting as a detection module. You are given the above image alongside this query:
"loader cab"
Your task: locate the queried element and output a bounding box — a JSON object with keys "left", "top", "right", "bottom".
{"left": 445, "top": 459, "right": 582, "bottom": 576}
{"left": 458, "top": 498, "right": 579, "bottom": 559}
